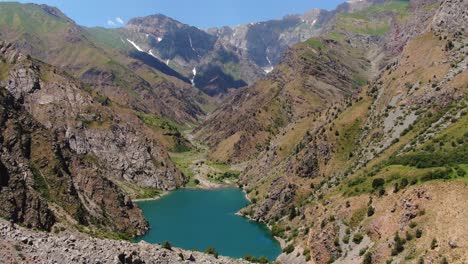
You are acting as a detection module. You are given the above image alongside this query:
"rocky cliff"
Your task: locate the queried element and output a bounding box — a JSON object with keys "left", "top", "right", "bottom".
{"left": 0, "top": 41, "right": 189, "bottom": 237}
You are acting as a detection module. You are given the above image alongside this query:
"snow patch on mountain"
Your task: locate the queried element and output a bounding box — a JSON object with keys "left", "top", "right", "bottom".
{"left": 127, "top": 39, "right": 143, "bottom": 52}
{"left": 191, "top": 67, "right": 197, "bottom": 86}
{"left": 149, "top": 50, "right": 157, "bottom": 58}
{"left": 263, "top": 66, "right": 274, "bottom": 74}
{"left": 188, "top": 35, "right": 196, "bottom": 52}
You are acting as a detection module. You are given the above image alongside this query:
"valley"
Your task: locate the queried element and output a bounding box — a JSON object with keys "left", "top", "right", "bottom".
{"left": 0, "top": 0, "right": 467, "bottom": 263}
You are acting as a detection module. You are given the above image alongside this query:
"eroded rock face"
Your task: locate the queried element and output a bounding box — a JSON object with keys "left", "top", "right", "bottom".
{"left": 3, "top": 44, "right": 184, "bottom": 190}
{"left": 0, "top": 42, "right": 192, "bottom": 235}
{"left": 431, "top": 0, "right": 467, "bottom": 36}
{"left": 0, "top": 88, "right": 55, "bottom": 231}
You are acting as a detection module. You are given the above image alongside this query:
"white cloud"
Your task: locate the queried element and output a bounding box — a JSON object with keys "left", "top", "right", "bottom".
{"left": 116, "top": 17, "right": 124, "bottom": 24}
{"left": 107, "top": 20, "right": 116, "bottom": 26}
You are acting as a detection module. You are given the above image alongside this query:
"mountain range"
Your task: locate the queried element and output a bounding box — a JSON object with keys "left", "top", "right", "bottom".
{"left": 0, "top": 0, "right": 467, "bottom": 263}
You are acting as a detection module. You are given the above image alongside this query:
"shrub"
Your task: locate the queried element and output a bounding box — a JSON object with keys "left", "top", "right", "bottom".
{"left": 400, "top": 178, "right": 409, "bottom": 188}
{"left": 391, "top": 233, "right": 405, "bottom": 256}
{"left": 289, "top": 207, "right": 298, "bottom": 220}
{"left": 415, "top": 229, "right": 423, "bottom": 238}
{"left": 205, "top": 247, "right": 219, "bottom": 258}
{"left": 372, "top": 178, "right": 385, "bottom": 190}
{"left": 343, "top": 234, "right": 350, "bottom": 244}
{"left": 257, "top": 256, "right": 269, "bottom": 263}
{"left": 405, "top": 231, "right": 414, "bottom": 241}
{"left": 455, "top": 166, "right": 466, "bottom": 177}
{"left": 283, "top": 244, "right": 295, "bottom": 254}
{"left": 363, "top": 252, "right": 372, "bottom": 264}
{"left": 161, "top": 241, "right": 172, "bottom": 250}
{"left": 353, "top": 233, "right": 364, "bottom": 244}
{"left": 420, "top": 168, "right": 452, "bottom": 182}
{"left": 367, "top": 206, "right": 375, "bottom": 217}
{"left": 440, "top": 257, "right": 448, "bottom": 264}
{"left": 431, "top": 238, "right": 438, "bottom": 250}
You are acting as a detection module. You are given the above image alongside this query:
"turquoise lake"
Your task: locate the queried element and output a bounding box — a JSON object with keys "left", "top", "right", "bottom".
{"left": 136, "top": 187, "right": 281, "bottom": 260}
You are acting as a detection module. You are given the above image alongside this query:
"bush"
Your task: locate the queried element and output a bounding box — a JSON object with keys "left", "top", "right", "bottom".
{"left": 205, "top": 247, "right": 219, "bottom": 258}
{"left": 431, "top": 238, "right": 438, "bottom": 250}
{"left": 420, "top": 168, "right": 452, "bottom": 182}
{"left": 391, "top": 233, "right": 405, "bottom": 256}
{"left": 400, "top": 178, "right": 409, "bottom": 188}
{"left": 372, "top": 178, "right": 385, "bottom": 190}
{"left": 283, "top": 244, "right": 295, "bottom": 254}
{"left": 353, "top": 233, "right": 364, "bottom": 244}
{"left": 363, "top": 252, "right": 372, "bottom": 264}
{"left": 367, "top": 206, "right": 375, "bottom": 217}
{"left": 455, "top": 166, "right": 466, "bottom": 177}
{"left": 289, "top": 207, "right": 298, "bottom": 220}
{"left": 343, "top": 234, "right": 350, "bottom": 244}
{"left": 257, "top": 256, "right": 269, "bottom": 263}
{"left": 415, "top": 229, "right": 423, "bottom": 238}
{"left": 161, "top": 241, "right": 172, "bottom": 250}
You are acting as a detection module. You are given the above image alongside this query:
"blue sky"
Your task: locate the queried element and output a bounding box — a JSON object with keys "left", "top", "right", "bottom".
{"left": 1, "top": 0, "right": 347, "bottom": 29}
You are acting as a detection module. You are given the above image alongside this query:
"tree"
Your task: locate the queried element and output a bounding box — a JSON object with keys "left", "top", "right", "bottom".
{"left": 363, "top": 252, "right": 372, "bottom": 264}
{"left": 372, "top": 178, "right": 385, "bottom": 190}
{"left": 161, "top": 241, "right": 172, "bottom": 250}
{"left": 367, "top": 206, "right": 375, "bottom": 217}
{"left": 205, "top": 247, "right": 219, "bottom": 258}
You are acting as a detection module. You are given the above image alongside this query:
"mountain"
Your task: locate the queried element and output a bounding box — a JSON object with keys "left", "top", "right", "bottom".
{"left": 113, "top": 14, "right": 265, "bottom": 96}
{"left": 207, "top": 9, "right": 329, "bottom": 73}
{"left": 0, "top": 40, "right": 188, "bottom": 237}
{"left": 0, "top": 2, "right": 205, "bottom": 123}
{"left": 0, "top": 0, "right": 467, "bottom": 263}
{"left": 198, "top": 0, "right": 468, "bottom": 263}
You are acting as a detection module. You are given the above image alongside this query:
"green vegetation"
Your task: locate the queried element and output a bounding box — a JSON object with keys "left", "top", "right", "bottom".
{"left": 430, "top": 238, "right": 438, "bottom": 250}
{"left": 244, "top": 255, "right": 269, "bottom": 263}
{"left": 0, "top": 2, "right": 68, "bottom": 35}
{"left": 205, "top": 246, "right": 219, "bottom": 258}
{"left": 363, "top": 252, "right": 372, "bottom": 264}
{"left": 305, "top": 38, "right": 325, "bottom": 50}
{"left": 135, "top": 188, "right": 161, "bottom": 200}
{"left": 349, "top": 207, "right": 367, "bottom": 229}
{"left": 161, "top": 241, "right": 172, "bottom": 250}
{"left": 137, "top": 112, "right": 181, "bottom": 131}
{"left": 336, "top": 0, "right": 410, "bottom": 36}
{"left": 391, "top": 233, "right": 405, "bottom": 256}
{"left": 389, "top": 145, "right": 468, "bottom": 168}
{"left": 282, "top": 244, "right": 295, "bottom": 254}
{"left": 353, "top": 233, "right": 364, "bottom": 244}
{"left": 30, "top": 163, "right": 50, "bottom": 200}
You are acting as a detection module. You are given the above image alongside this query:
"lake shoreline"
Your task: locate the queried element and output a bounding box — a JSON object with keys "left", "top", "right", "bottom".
{"left": 135, "top": 187, "right": 282, "bottom": 260}
{"left": 133, "top": 182, "right": 239, "bottom": 202}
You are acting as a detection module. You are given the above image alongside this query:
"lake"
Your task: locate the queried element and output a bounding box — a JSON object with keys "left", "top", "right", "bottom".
{"left": 136, "top": 187, "right": 282, "bottom": 260}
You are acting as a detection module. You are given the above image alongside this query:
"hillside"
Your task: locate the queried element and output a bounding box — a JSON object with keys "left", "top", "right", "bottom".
{"left": 0, "top": 0, "right": 466, "bottom": 263}
{"left": 198, "top": 0, "right": 468, "bottom": 263}
{"left": 0, "top": 2, "right": 206, "bottom": 123}
{"left": 0, "top": 40, "right": 189, "bottom": 238}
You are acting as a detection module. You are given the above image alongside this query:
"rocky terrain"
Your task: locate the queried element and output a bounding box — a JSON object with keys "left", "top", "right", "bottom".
{"left": 0, "top": 40, "right": 190, "bottom": 238}
{"left": 0, "top": 0, "right": 467, "bottom": 263}
{"left": 0, "top": 219, "right": 249, "bottom": 264}
{"left": 199, "top": 0, "right": 468, "bottom": 263}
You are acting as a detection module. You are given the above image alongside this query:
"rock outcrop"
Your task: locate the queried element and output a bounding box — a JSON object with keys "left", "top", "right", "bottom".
{"left": 0, "top": 41, "right": 191, "bottom": 236}
{"left": 0, "top": 219, "right": 249, "bottom": 264}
